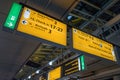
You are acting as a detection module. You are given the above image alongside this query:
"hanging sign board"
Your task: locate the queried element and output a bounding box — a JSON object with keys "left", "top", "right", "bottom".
{"left": 17, "top": 7, "right": 67, "bottom": 46}
{"left": 72, "top": 28, "right": 116, "bottom": 61}
{"left": 48, "top": 66, "right": 61, "bottom": 80}
{"left": 62, "top": 58, "right": 79, "bottom": 76}
{"left": 62, "top": 55, "right": 85, "bottom": 76}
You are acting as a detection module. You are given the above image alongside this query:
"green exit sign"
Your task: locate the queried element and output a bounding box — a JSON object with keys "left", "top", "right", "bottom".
{"left": 4, "top": 3, "right": 22, "bottom": 30}
{"left": 78, "top": 55, "right": 85, "bottom": 71}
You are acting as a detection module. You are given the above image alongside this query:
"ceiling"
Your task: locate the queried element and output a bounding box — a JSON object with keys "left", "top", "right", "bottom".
{"left": 0, "top": 0, "right": 120, "bottom": 80}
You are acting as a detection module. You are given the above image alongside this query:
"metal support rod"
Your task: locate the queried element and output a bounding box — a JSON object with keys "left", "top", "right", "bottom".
{"left": 79, "top": 0, "right": 119, "bottom": 29}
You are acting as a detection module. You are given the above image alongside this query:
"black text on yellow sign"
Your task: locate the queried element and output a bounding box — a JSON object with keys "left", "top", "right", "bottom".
{"left": 62, "top": 58, "right": 79, "bottom": 76}
{"left": 48, "top": 67, "right": 61, "bottom": 80}
{"left": 72, "top": 28, "right": 116, "bottom": 61}
{"left": 17, "top": 7, "right": 67, "bottom": 46}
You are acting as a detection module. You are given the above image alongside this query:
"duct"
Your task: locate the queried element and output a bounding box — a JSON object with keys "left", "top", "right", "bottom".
{"left": 78, "top": 0, "right": 119, "bottom": 29}
{"left": 92, "top": 14, "right": 120, "bottom": 36}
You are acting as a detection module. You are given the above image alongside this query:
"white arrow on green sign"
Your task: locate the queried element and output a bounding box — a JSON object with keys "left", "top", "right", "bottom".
{"left": 4, "top": 2, "right": 22, "bottom": 30}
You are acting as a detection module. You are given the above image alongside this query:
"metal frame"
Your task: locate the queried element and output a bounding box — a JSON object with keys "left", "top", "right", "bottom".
{"left": 78, "top": 0, "right": 119, "bottom": 29}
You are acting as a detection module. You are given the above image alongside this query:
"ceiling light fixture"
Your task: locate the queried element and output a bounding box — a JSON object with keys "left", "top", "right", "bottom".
{"left": 67, "top": 15, "right": 72, "bottom": 20}
{"left": 49, "top": 61, "right": 53, "bottom": 66}
{"left": 28, "top": 75, "right": 31, "bottom": 79}
{"left": 35, "top": 70, "right": 40, "bottom": 74}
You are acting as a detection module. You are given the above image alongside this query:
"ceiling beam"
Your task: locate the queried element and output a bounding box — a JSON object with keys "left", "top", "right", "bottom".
{"left": 73, "top": 9, "right": 107, "bottom": 23}
{"left": 78, "top": 0, "right": 119, "bottom": 29}
{"left": 80, "top": 0, "right": 116, "bottom": 16}
{"left": 92, "top": 14, "right": 120, "bottom": 36}
{"left": 69, "top": 13, "right": 103, "bottom": 25}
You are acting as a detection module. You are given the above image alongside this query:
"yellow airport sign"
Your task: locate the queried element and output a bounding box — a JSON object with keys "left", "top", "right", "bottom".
{"left": 63, "top": 58, "right": 79, "bottom": 76}
{"left": 48, "top": 67, "right": 61, "bottom": 80}
{"left": 17, "top": 7, "right": 67, "bottom": 46}
{"left": 72, "top": 28, "right": 116, "bottom": 61}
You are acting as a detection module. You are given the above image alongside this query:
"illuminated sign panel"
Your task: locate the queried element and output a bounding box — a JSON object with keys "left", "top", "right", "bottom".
{"left": 48, "top": 67, "right": 61, "bottom": 80}
{"left": 62, "top": 58, "right": 79, "bottom": 76}
{"left": 48, "top": 56, "right": 85, "bottom": 79}
{"left": 17, "top": 7, "right": 67, "bottom": 46}
{"left": 4, "top": 3, "right": 22, "bottom": 30}
{"left": 78, "top": 55, "right": 85, "bottom": 71}
{"left": 73, "top": 28, "right": 116, "bottom": 61}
